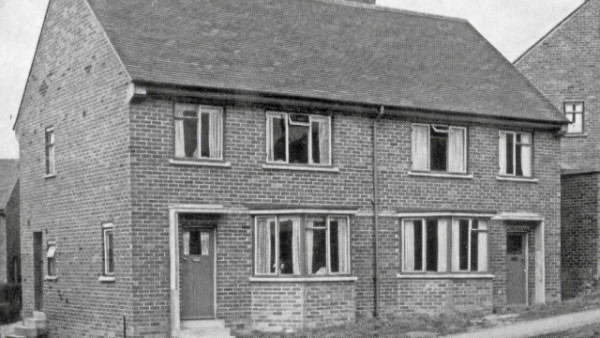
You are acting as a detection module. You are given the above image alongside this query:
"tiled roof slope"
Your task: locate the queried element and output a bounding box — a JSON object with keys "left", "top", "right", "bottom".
{"left": 87, "top": 0, "right": 565, "bottom": 123}
{"left": 0, "top": 160, "right": 18, "bottom": 209}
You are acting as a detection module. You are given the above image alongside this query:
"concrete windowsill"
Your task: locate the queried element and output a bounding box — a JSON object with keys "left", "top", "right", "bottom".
{"left": 98, "top": 275, "right": 116, "bottom": 283}
{"left": 563, "top": 133, "right": 588, "bottom": 138}
{"left": 44, "top": 173, "right": 57, "bottom": 179}
{"left": 262, "top": 164, "right": 340, "bottom": 173}
{"left": 169, "top": 159, "right": 231, "bottom": 168}
{"left": 496, "top": 176, "right": 539, "bottom": 183}
{"left": 44, "top": 276, "right": 58, "bottom": 282}
{"left": 397, "top": 273, "right": 495, "bottom": 279}
{"left": 249, "top": 276, "right": 358, "bottom": 283}
{"left": 408, "top": 171, "right": 474, "bottom": 180}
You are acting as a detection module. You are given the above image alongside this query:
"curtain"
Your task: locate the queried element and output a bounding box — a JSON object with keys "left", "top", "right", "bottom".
{"left": 175, "top": 120, "right": 185, "bottom": 158}
{"left": 451, "top": 219, "right": 460, "bottom": 272}
{"left": 437, "top": 219, "right": 448, "bottom": 272}
{"left": 306, "top": 227, "right": 314, "bottom": 274}
{"left": 499, "top": 132, "right": 507, "bottom": 175}
{"left": 336, "top": 218, "right": 349, "bottom": 274}
{"left": 255, "top": 218, "right": 272, "bottom": 274}
{"left": 412, "top": 125, "right": 429, "bottom": 171}
{"left": 319, "top": 118, "right": 330, "bottom": 165}
{"left": 448, "top": 128, "right": 466, "bottom": 173}
{"left": 292, "top": 217, "right": 301, "bottom": 275}
{"left": 477, "top": 220, "right": 488, "bottom": 272}
{"left": 521, "top": 133, "right": 532, "bottom": 177}
{"left": 404, "top": 221, "right": 415, "bottom": 271}
{"left": 266, "top": 114, "right": 274, "bottom": 162}
{"left": 209, "top": 108, "right": 223, "bottom": 159}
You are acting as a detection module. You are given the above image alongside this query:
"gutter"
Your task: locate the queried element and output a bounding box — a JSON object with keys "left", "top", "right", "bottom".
{"left": 372, "top": 105, "right": 384, "bottom": 318}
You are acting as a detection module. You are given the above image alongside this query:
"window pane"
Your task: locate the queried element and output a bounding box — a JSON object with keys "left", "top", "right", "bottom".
{"left": 448, "top": 128, "right": 465, "bottom": 173}
{"left": 329, "top": 219, "right": 339, "bottom": 273}
{"left": 255, "top": 218, "right": 275, "bottom": 274}
{"left": 404, "top": 221, "right": 416, "bottom": 271}
{"left": 200, "top": 232, "right": 210, "bottom": 256}
{"left": 430, "top": 127, "right": 447, "bottom": 171}
{"left": 330, "top": 217, "right": 349, "bottom": 274}
{"left": 459, "top": 220, "right": 469, "bottom": 270}
{"left": 200, "top": 112, "right": 210, "bottom": 158}
{"left": 425, "top": 219, "right": 438, "bottom": 271}
{"left": 183, "top": 118, "right": 198, "bottom": 158}
{"left": 307, "top": 219, "right": 327, "bottom": 275}
{"left": 106, "top": 231, "right": 114, "bottom": 273}
{"left": 569, "top": 113, "right": 583, "bottom": 133}
{"left": 279, "top": 220, "right": 295, "bottom": 274}
{"left": 189, "top": 231, "right": 201, "bottom": 255}
{"left": 312, "top": 121, "right": 321, "bottom": 164}
{"left": 470, "top": 220, "right": 478, "bottom": 271}
{"left": 412, "top": 125, "right": 429, "bottom": 171}
{"left": 515, "top": 142, "right": 523, "bottom": 176}
{"left": 414, "top": 220, "right": 423, "bottom": 271}
{"left": 506, "top": 133, "right": 514, "bottom": 175}
{"left": 289, "top": 124, "right": 309, "bottom": 163}
{"left": 272, "top": 117, "right": 287, "bottom": 162}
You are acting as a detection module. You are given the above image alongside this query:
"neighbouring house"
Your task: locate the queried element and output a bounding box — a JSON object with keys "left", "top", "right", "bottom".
{"left": 0, "top": 160, "right": 20, "bottom": 285}
{"left": 14, "top": 0, "right": 567, "bottom": 337}
{"left": 515, "top": 0, "right": 600, "bottom": 300}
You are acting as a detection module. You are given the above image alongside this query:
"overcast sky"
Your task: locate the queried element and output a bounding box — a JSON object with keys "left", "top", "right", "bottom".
{"left": 0, "top": 0, "right": 585, "bottom": 159}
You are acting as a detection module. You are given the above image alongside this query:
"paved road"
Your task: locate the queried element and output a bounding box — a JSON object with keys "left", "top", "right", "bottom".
{"left": 442, "top": 309, "right": 600, "bottom": 338}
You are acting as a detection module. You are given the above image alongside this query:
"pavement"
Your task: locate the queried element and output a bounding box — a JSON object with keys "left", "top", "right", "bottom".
{"left": 443, "top": 309, "right": 600, "bottom": 338}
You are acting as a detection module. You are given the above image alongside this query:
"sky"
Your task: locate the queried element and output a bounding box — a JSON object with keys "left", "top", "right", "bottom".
{"left": 0, "top": 0, "right": 585, "bottom": 159}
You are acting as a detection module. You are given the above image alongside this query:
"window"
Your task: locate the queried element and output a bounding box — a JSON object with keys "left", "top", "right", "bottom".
{"left": 411, "top": 124, "right": 466, "bottom": 173}
{"left": 499, "top": 131, "right": 532, "bottom": 177}
{"left": 45, "top": 128, "right": 55, "bottom": 175}
{"left": 102, "top": 223, "right": 115, "bottom": 276}
{"left": 255, "top": 215, "right": 349, "bottom": 276}
{"left": 174, "top": 103, "right": 223, "bottom": 160}
{"left": 46, "top": 242, "right": 56, "bottom": 277}
{"left": 266, "top": 112, "right": 331, "bottom": 165}
{"left": 564, "top": 102, "right": 584, "bottom": 134}
{"left": 402, "top": 218, "right": 488, "bottom": 273}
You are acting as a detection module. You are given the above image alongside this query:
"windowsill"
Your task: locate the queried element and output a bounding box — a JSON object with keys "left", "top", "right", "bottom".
{"left": 169, "top": 159, "right": 231, "bottom": 168}
{"left": 249, "top": 276, "right": 358, "bottom": 282}
{"left": 408, "top": 171, "right": 473, "bottom": 179}
{"left": 563, "top": 133, "right": 587, "bottom": 138}
{"left": 262, "top": 164, "right": 340, "bottom": 173}
{"left": 397, "top": 273, "right": 494, "bottom": 279}
{"left": 496, "top": 176, "right": 539, "bottom": 183}
{"left": 98, "top": 275, "right": 116, "bottom": 283}
{"left": 44, "top": 276, "right": 58, "bottom": 282}
{"left": 44, "top": 173, "right": 57, "bottom": 179}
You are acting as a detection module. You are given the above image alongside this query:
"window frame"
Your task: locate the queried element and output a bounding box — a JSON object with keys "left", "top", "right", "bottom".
{"left": 499, "top": 130, "right": 533, "bottom": 178}
{"left": 265, "top": 111, "right": 332, "bottom": 166}
{"left": 563, "top": 101, "right": 584, "bottom": 134}
{"left": 400, "top": 217, "right": 489, "bottom": 274}
{"left": 173, "top": 103, "right": 224, "bottom": 161}
{"left": 253, "top": 214, "right": 350, "bottom": 277}
{"left": 411, "top": 123, "right": 467, "bottom": 174}
{"left": 102, "top": 223, "right": 115, "bottom": 276}
{"left": 46, "top": 241, "right": 57, "bottom": 277}
{"left": 45, "top": 127, "right": 55, "bottom": 175}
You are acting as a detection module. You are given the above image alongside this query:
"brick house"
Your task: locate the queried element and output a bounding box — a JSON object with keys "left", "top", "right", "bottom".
{"left": 15, "top": 0, "right": 566, "bottom": 337}
{"left": 515, "top": 0, "right": 600, "bottom": 299}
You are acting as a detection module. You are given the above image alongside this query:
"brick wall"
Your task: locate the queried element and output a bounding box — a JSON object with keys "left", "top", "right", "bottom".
{"left": 6, "top": 183, "right": 20, "bottom": 283}
{"left": 15, "top": 0, "right": 133, "bottom": 337}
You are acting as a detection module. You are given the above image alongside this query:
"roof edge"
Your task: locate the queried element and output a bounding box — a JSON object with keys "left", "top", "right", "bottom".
{"left": 514, "top": 0, "right": 589, "bottom": 64}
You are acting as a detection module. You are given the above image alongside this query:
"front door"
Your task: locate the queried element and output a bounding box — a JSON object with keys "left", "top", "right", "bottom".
{"left": 506, "top": 233, "right": 527, "bottom": 305}
{"left": 180, "top": 228, "right": 215, "bottom": 319}
{"left": 33, "top": 232, "right": 43, "bottom": 311}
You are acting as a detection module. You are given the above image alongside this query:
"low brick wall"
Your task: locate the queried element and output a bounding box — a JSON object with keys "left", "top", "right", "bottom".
{"left": 397, "top": 278, "right": 493, "bottom": 315}
{"left": 250, "top": 281, "right": 356, "bottom": 332}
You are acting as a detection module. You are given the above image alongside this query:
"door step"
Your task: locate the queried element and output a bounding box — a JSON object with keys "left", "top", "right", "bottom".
{"left": 4, "top": 312, "right": 47, "bottom": 338}
{"left": 179, "top": 320, "right": 234, "bottom": 338}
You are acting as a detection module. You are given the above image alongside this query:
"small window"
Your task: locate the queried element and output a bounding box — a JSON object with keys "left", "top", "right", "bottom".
{"left": 174, "top": 104, "right": 224, "bottom": 160}
{"left": 47, "top": 242, "right": 56, "bottom": 277}
{"left": 102, "top": 223, "right": 115, "bottom": 276}
{"left": 499, "top": 131, "right": 532, "bottom": 177}
{"left": 411, "top": 124, "right": 466, "bottom": 173}
{"left": 45, "top": 128, "right": 55, "bottom": 175}
{"left": 266, "top": 112, "right": 331, "bottom": 166}
{"left": 564, "top": 102, "right": 584, "bottom": 134}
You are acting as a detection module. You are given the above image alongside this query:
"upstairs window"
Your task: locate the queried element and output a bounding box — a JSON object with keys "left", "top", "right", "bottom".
{"left": 564, "top": 101, "right": 584, "bottom": 134}
{"left": 499, "top": 131, "right": 532, "bottom": 177}
{"left": 46, "top": 242, "right": 57, "bottom": 277}
{"left": 174, "top": 104, "right": 223, "bottom": 160}
{"left": 411, "top": 124, "right": 466, "bottom": 173}
{"left": 266, "top": 112, "right": 331, "bottom": 165}
{"left": 45, "top": 128, "right": 55, "bottom": 175}
{"left": 102, "top": 223, "right": 115, "bottom": 276}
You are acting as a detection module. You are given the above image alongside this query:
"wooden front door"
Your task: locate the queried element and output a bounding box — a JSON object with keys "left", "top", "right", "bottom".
{"left": 180, "top": 228, "right": 215, "bottom": 319}
{"left": 33, "top": 232, "right": 43, "bottom": 311}
{"left": 506, "top": 233, "right": 527, "bottom": 305}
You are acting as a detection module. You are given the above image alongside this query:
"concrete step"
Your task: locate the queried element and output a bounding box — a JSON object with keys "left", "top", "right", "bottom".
{"left": 13, "top": 325, "right": 37, "bottom": 338}
{"left": 25, "top": 317, "right": 46, "bottom": 330}
{"left": 179, "top": 327, "right": 233, "bottom": 338}
{"left": 181, "top": 320, "right": 226, "bottom": 330}
{"left": 32, "top": 311, "right": 46, "bottom": 321}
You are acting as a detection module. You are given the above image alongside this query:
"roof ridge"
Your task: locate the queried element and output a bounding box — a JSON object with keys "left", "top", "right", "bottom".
{"left": 314, "top": 0, "right": 469, "bottom": 23}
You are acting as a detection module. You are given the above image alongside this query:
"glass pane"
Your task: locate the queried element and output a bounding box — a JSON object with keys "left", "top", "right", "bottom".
{"left": 279, "top": 220, "right": 295, "bottom": 274}
{"left": 568, "top": 113, "right": 583, "bottom": 133}
{"left": 312, "top": 121, "right": 321, "bottom": 164}
{"left": 272, "top": 117, "right": 287, "bottom": 161}
{"left": 329, "top": 219, "right": 340, "bottom": 273}
{"left": 414, "top": 220, "right": 423, "bottom": 271}
{"left": 426, "top": 219, "right": 438, "bottom": 271}
{"left": 470, "top": 220, "right": 478, "bottom": 271}
{"left": 200, "top": 112, "right": 210, "bottom": 158}
{"left": 182, "top": 232, "right": 190, "bottom": 255}
{"left": 189, "top": 231, "right": 201, "bottom": 255}
{"left": 201, "top": 232, "right": 210, "bottom": 256}
{"left": 574, "top": 103, "right": 584, "bottom": 113}
{"left": 270, "top": 221, "right": 276, "bottom": 273}
{"left": 507, "top": 234, "right": 523, "bottom": 255}
{"left": 515, "top": 142, "right": 523, "bottom": 176}
{"left": 289, "top": 124, "right": 309, "bottom": 163}
{"left": 506, "top": 133, "right": 514, "bottom": 175}
{"left": 459, "top": 220, "right": 469, "bottom": 270}
{"left": 430, "top": 127, "right": 447, "bottom": 171}
{"left": 107, "top": 231, "right": 114, "bottom": 273}
{"left": 308, "top": 227, "right": 327, "bottom": 274}
{"left": 183, "top": 119, "right": 198, "bottom": 158}
{"left": 48, "top": 258, "right": 55, "bottom": 276}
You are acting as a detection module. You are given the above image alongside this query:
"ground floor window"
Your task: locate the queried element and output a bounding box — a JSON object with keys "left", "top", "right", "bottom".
{"left": 402, "top": 217, "right": 488, "bottom": 273}
{"left": 255, "top": 215, "right": 350, "bottom": 276}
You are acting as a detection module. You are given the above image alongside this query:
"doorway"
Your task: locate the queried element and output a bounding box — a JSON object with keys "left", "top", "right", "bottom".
{"left": 180, "top": 227, "right": 215, "bottom": 319}
{"left": 33, "top": 232, "right": 43, "bottom": 311}
{"left": 506, "top": 233, "right": 527, "bottom": 305}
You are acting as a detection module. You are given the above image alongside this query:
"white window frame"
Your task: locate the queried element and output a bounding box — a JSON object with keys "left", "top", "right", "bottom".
{"left": 45, "top": 127, "right": 55, "bottom": 175}
{"left": 452, "top": 219, "right": 485, "bottom": 272}
{"left": 102, "top": 223, "right": 115, "bottom": 276}
{"left": 266, "top": 112, "right": 332, "bottom": 166}
{"left": 499, "top": 131, "right": 533, "bottom": 177}
{"left": 564, "top": 101, "right": 584, "bottom": 134}
{"left": 411, "top": 123, "right": 467, "bottom": 174}
{"left": 46, "top": 241, "right": 57, "bottom": 277}
{"left": 174, "top": 103, "right": 224, "bottom": 161}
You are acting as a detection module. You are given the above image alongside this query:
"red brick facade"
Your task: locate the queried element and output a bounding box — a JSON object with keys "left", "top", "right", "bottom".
{"left": 15, "top": 0, "right": 563, "bottom": 337}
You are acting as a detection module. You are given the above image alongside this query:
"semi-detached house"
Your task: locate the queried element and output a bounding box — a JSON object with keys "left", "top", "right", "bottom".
{"left": 14, "top": 0, "right": 568, "bottom": 337}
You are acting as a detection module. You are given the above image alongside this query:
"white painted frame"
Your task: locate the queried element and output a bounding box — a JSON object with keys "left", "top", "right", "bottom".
{"left": 498, "top": 130, "right": 533, "bottom": 178}
{"left": 102, "top": 223, "right": 115, "bottom": 276}
{"left": 173, "top": 103, "right": 225, "bottom": 161}
{"left": 411, "top": 123, "right": 467, "bottom": 174}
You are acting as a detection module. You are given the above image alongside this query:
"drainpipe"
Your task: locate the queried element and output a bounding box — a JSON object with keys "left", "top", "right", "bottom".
{"left": 373, "top": 105, "right": 384, "bottom": 318}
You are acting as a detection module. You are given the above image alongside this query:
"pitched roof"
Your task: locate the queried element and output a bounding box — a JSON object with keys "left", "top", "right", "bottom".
{"left": 0, "top": 160, "right": 18, "bottom": 209}
{"left": 86, "top": 0, "right": 565, "bottom": 124}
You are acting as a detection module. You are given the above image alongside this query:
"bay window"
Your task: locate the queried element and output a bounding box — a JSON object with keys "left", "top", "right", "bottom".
{"left": 402, "top": 218, "right": 488, "bottom": 273}
{"left": 411, "top": 124, "right": 466, "bottom": 173}
{"left": 255, "top": 215, "right": 350, "bottom": 276}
